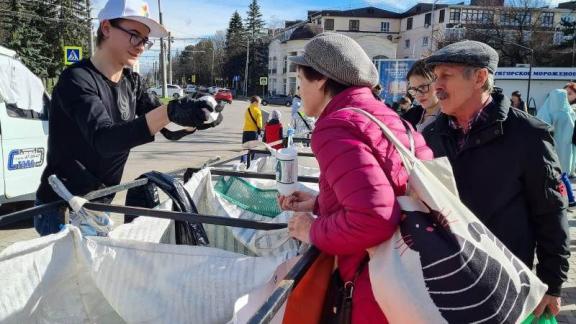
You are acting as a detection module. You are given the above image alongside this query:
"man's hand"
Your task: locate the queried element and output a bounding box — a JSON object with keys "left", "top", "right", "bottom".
{"left": 167, "top": 95, "right": 223, "bottom": 128}
{"left": 534, "top": 294, "right": 561, "bottom": 317}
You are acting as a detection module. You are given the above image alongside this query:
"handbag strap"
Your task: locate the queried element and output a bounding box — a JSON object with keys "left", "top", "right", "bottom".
{"left": 344, "top": 255, "right": 370, "bottom": 299}
{"left": 341, "top": 108, "right": 417, "bottom": 172}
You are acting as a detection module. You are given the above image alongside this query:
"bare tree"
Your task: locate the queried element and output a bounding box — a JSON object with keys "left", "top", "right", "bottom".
{"left": 436, "top": 0, "right": 562, "bottom": 66}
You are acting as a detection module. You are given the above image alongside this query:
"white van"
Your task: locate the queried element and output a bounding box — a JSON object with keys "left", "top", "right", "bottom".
{"left": 0, "top": 46, "right": 49, "bottom": 204}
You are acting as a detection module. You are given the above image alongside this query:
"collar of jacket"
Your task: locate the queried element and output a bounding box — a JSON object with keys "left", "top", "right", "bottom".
{"left": 318, "top": 86, "right": 375, "bottom": 121}
{"left": 431, "top": 91, "right": 510, "bottom": 151}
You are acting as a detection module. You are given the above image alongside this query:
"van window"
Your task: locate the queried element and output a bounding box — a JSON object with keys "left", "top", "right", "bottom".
{"left": 5, "top": 93, "right": 49, "bottom": 120}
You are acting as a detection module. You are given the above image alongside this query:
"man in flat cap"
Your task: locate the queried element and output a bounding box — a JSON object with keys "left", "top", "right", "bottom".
{"left": 423, "top": 40, "right": 570, "bottom": 317}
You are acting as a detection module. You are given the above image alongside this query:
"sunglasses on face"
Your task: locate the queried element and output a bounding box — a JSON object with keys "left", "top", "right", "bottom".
{"left": 111, "top": 24, "right": 154, "bottom": 50}
{"left": 407, "top": 83, "right": 433, "bottom": 96}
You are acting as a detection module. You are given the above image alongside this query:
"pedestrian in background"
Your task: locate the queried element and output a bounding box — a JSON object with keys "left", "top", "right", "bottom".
{"left": 291, "top": 91, "right": 316, "bottom": 138}
{"left": 511, "top": 90, "right": 528, "bottom": 112}
{"left": 564, "top": 82, "right": 576, "bottom": 106}
{"left": 279, "top": 32, "right": 433, "bottom": 323}
{"left": 405, "top": 59, "right": 441, "bottom": 132}
{"left": 537, "top": 89, "right": 576, "bottom": 207}
{"left": 423, "top": 40, "right": 570, "bottom": 317}
{"left": 242, "top": 96, "right": 263, "bottom": 143}
{"left": 263, "top": 110, "right": 284, "bottom": 150}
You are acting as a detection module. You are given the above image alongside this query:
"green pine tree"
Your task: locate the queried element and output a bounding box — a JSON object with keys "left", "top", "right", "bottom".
{"left": 245, "top": 0, "right": 265, "bottom": 40}
{"left": 5, "top": 0, "right": 50, "bottom": 77}
{"left": 224, "top": 11, "right": 247, "bottom": 89}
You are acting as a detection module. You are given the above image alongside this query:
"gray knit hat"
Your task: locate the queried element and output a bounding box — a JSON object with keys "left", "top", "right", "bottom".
{"left": 426, "top": 40, "right": 499, "bottom": 74}
{"left": 289, "top": 32, "right": 380, "bottom": 87}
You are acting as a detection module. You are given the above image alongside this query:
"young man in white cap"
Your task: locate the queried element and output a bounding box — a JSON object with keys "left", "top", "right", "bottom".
{"left": 34, "top": 0, "right": 223, "bottom": 235}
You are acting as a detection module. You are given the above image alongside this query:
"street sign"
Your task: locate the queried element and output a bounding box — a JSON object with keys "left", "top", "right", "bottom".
{"left": 259, "top": 77, "right": 268, "bottom": 86}
{"left": 191, "top": 74, "right": 196, "bottom": 83}
{"left": 64, "top": 46, "right": 82, "bottom": 65}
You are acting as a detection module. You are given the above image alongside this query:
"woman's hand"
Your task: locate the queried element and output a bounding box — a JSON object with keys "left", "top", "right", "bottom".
{"left": 288, "top": 212, "right": 314, "bottom": 244}
{"left": 278, "top": 191, "right": 317, "bottom": 212}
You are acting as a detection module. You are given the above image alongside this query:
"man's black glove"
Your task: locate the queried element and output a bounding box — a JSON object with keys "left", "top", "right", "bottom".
{"left": 167, "top": 95, "right": 224, "bottom": 128}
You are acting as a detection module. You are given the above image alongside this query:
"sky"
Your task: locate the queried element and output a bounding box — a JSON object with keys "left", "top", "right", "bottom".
{"left": 90, "top": 0, "right": 566, "bottom": 73}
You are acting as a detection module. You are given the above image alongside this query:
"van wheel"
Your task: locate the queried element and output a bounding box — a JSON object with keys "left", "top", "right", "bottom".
{"left": 173, "top": 93, "right": 180, "bottom": 99}
{"left": 261, "top": 101, "right": 268, "bottom": 106}
{"left": 286, "top": 101, "right": 292, "bottom": 107}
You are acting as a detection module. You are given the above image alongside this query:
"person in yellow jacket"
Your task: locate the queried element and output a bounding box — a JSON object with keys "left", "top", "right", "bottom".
{"left": 242, "top": 96, "right": 263, "bottom": 144}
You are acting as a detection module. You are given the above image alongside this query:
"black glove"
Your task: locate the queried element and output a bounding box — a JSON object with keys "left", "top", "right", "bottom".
{"left": 167, "top": 95, "right": 221, "bottom": 128}
{"left": 196, "top": 112, "right": 223, "bottom": 130}
{"left": 160, "top": 128, "right": 196, "bottom": 141}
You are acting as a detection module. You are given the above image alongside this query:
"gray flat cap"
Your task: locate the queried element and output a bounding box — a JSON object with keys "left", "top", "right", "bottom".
{"left": 426, "top": 40, "right": 499, "bottom": 73}
{"left": 289, "top": 32, "right": 379, "bottom": 87}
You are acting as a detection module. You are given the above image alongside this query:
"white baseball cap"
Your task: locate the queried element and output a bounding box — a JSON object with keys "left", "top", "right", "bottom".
{"left": 98, "top": 0, "right": 168, "bottom": 38}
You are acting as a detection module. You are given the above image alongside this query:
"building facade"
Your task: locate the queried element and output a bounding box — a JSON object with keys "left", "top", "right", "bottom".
{"left": 268, "top": 8, "right": 400, "bottom": 95}
{"left": 268, "top": 3, "right": 576, "bottom": 95}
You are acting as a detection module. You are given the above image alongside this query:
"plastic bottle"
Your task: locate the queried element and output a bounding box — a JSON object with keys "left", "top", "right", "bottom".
{"left": 276, "top": 128, "right": 298, "bottom": 195}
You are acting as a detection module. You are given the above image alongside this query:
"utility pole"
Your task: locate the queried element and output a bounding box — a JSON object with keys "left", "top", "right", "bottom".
{"left": 86, "top": 0, "right": 94, "bottom": 56}
{"left": 244, "top": 38, "right": 250, "bottom": 96}
{"left": 430, "top": 0, "right": 438, "bottom": 53}
{"left": 158, "top": 0, "right": 167, "bottom": 97}
{"left": 211, "top": 42, "right": 215, "bottom": 86}
{"left": 167, "top": 32, "right": 172, "bottom": 85}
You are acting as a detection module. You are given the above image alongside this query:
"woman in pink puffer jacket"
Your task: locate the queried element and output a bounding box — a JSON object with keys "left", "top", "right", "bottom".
{"left": 279, "top": 33, "right": 433, "bottom": 323}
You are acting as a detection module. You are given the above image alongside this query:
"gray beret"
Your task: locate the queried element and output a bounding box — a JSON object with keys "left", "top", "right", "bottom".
{"left": 426, "top": 40, "right": 499, "bottom": 74}
{"left": 289, "top": 32, "right": 379, "bottom": 87}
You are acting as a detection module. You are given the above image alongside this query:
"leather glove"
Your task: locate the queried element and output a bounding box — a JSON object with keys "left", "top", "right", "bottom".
{"left": 160, "top": 128, "right": 196, "bottom": 141}
{"left": 167, "top": 95, "right": 224, "bottom": 128}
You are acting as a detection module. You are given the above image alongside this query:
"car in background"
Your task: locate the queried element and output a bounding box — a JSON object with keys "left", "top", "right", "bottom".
{"left": 147, "top": 84, "right": 184, "bottom": 99}
{"left": 261, "top": 94, "right": 292, "bottom": 107}
{"left": 184, "top": 84, "right": 197, "bottom": 94}
{"left": 208, "top": 86, "right": 220, "bottom": 94}
{"left": 214, "top": 88, "right": 233, "bottom": 104}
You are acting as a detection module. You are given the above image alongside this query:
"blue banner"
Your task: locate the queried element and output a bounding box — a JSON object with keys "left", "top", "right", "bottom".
{"left": 377, "top": 59, "right": 416, "bottom": 106}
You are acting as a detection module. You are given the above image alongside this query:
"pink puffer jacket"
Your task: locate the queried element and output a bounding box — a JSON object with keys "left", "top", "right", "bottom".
{"left": 310, "top": 87, "right": 433, "bottom": 323}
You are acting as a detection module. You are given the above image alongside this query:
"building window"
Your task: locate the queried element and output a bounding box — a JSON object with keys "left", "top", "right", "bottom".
{"left": 283, "top": 56, "right": 287, "bottom": 74}
{"left": 461, "top": 9, "right": 494, "bottom": 24}
{"left": 405, "top": 39, "right": 410, "bottom": 49}
{"left": 541, "top": 12, "right": 554, "bottom": 28}
{"left": 317, "top": 19, "right": 321, "bottom": 25}
{"left": 349, "top": 19, "right": 360, "bottom": 31}
{"left": 422, "top": 36, "right": 429, "bottom": 47}
{"left": 439, "top": 9, "right": 445, "bottom": 23}
{"left": 407, "top": 17, "right": 413, "bottom": 30}
{"left": 449, "top": 9, "right": 461, "bottom": 22}
{"left": 500, "top": 10, "right": 531, "bottom": 26}
{"left": 325, "top": 18, "right": 334, "bottom": 31}
{"left": 288, "top": 77, "right": 297, "bottom": 95}
{"left": 425, "top": 13, "right": 432, "bottom": 26}
{"left": 381, "top": 21, "right": 390, "bottom": 32}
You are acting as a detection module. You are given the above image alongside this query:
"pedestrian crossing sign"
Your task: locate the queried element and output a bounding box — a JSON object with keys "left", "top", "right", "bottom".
{"left": 64, "top": 46, "right": 82, "bottom": 65}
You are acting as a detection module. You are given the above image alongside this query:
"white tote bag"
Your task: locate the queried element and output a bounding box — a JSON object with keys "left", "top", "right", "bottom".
{"left": 345, "top": 108, "right": 548, "bottom": 324}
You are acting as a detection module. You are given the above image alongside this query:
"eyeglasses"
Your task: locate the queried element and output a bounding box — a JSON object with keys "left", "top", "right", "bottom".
{"left": 407, "top": 83, "right": 433, "bottom": 96}
{"left": 111, "top": 24, "right": 154, "bottom": 50}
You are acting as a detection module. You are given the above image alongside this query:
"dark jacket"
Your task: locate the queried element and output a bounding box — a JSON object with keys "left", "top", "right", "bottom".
{"left": 422, "top": 91, "right": 570, "bottom": 296}
{"left": 402, "top": 105, "right": 424, "bottom": 128}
